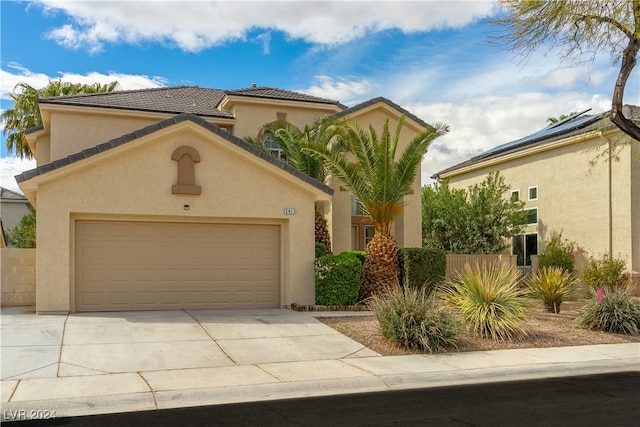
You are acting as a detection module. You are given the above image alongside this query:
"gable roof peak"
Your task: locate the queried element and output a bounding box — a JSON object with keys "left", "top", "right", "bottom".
{"left": 15, "top": 113, "right": 333, "bottom": 196}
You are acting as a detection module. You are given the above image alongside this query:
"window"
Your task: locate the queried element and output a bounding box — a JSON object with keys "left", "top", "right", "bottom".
{"left": 512, "top": 233, "right": 538, "bottom": 266}
{"left": 351, "top": 196, "right": 367, "bottom": 216}
{"left": 528, "top": 186, "right": 538, "bottom": 201}
{"left": 511, "top": 190, "right": 520, "bottom": 201}
{"left": 263, "top": 136, "right": 286, "bottom": 161}
{"left": 364, "top": 225, "right": 375, "bottom": 246}
{"left": 525, "top": 207, "right": 538, "bottom": 225}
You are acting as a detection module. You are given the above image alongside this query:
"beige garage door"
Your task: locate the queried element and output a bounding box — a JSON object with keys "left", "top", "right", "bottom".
{"left": 75, "top": 220, "right": 280, "bottom": 311}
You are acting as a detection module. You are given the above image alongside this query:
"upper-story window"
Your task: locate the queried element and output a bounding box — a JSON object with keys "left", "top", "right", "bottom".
{"left": 528, "top": 186, "right": 538, "bottom": 201}
{"left": 351, "top": 196, "right": 367, "bottom": 216}
{"left": 511, "top": 189, "right": 520, "bottom": 201}
{"left": 525, "top": 207, "right": 538, "bottom": 225}
{"left": 263, "top": 136, "right": 286, "bottom": 161}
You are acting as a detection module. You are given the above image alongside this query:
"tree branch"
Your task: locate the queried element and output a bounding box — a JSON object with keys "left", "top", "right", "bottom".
{"left": 611, "top": 35, "right": 640, "bottom": 142}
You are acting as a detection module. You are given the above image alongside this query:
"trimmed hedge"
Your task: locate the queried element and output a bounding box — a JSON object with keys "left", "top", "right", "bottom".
{"left": 315, "top": 251, "right": 363, "bottom": 306}
{"left": 399, "top": 247, "right": 446, "bottom": 295}
{"left": 315, "top": 242, "right": 328, "bottom": 259}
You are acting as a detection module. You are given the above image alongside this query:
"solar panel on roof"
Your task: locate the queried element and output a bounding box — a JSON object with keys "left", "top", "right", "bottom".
{"left": 476, "top": 109, "right": 601, "bottom": 159}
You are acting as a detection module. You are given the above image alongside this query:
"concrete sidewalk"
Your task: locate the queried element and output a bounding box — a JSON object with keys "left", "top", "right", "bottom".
{"left": 1, "top": 307, "right": 639, "bottom": 421}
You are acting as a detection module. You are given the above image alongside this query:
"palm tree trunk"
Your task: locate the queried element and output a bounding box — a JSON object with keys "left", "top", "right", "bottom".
{"left": 361, "top": 234, "right": 400, "bottom": 300}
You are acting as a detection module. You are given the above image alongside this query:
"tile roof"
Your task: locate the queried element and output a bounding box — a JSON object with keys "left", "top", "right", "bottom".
{"left": 432, "top": 106, "right": 640, "bottom": 179}
{"left": 37, "top": 85, "right": 344, "bottom": 117}
{"left": 0, "top": 187, "right": 27, "bottom": 200}
{"left": 38, "top": 86, "right": 233, "bottom": 118}
{"left": 335, "top": 97, "right": 430, "bottom": 128}
{"left": 226, "top": 86, "right": 344, "bottom": 107}
{"left": 14, "top": 114, "right": 334, "bottom": 196}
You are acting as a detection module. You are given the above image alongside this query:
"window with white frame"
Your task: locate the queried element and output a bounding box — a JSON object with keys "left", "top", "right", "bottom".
{"left": 511, "top": 189, "right": 520, "bottom": 201}
{"left": 528, "top": 186, "right": 538, "bottom": 201}
{"left": 263, "top": 136, "right": 285, "bottom": 161}
{"left": 351, "top": 196, "right": 367, "bottom": 216}
{"left": 525, "top": 207, "right": 538, "bottom": 225}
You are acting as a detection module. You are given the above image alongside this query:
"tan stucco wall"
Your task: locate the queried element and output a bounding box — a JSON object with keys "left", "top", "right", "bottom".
{"left": 226, "top": 101, "right": 339, "bottom": 140}
{"left": 1, "top": 248, "right": 36, "bottom": 306}
{"left": 35, "top": 134, "right": 51, "bottom": 167}
{"left": 443, "top": 132, "right": 638, "bottom": 272}
{"left": 24, "top": 122, "right": 329, "bottom": 313}
{"left": 48, "top": 111, "right": 163, "bottom": 162}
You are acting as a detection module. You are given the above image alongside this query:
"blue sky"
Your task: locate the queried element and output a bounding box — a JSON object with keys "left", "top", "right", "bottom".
{"left": 1, "top": 0, "right": 638, "bottom": 193}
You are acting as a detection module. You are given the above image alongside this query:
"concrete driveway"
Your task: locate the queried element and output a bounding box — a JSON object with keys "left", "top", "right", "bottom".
{"left": 1, "top": 306, "right": 378, "bottom": 381}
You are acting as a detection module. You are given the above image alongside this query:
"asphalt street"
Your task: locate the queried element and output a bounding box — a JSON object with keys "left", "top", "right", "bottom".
{"left": 8, "top": 371, "right": 640, "bottom": 426}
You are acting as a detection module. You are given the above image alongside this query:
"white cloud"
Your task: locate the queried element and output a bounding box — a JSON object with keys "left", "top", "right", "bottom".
{"left": 33, "top": 0, "right": 496, "bottom": 53}
{"left": 416, "top": 91, "right": 612, "bottom": 185}
{"left": 0, "top": 157, "right": 36, "bottom": 194}
{"left": 300, "top": 76, "right": 374, "bottom": 105}
{"left": 1, "top": 63, "right": 166, "bottom": 100}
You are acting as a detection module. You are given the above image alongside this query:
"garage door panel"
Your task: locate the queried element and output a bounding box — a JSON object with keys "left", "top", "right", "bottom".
{"left": 76, "top": 221, "right": 280, "bottom": 311}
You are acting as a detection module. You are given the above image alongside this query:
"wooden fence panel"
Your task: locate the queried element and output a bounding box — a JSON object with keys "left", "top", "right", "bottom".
{"left": 445, "top": 254, "right": 518, "bottom": 279}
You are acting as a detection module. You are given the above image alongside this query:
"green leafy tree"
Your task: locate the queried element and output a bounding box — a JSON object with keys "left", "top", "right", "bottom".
{"left": 8, "top": 207, "right": 36, "bottom": 248}
{"left": 492, "top": 0, "right": 640, "bottom": 142}
{"left": 2, "top": 80, "right": 120, "bottom": 158}
{"left": 304, "top": 117, "right": 449, "bottom": 299}
{"left": 422, "top": 172, "right": 528, "bottom": 254}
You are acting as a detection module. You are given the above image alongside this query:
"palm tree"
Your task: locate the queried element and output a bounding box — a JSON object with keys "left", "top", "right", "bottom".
{"left": 2, "top": 80, "right": 119, "bottom": 159}
{"left": 267, "top": 116, "right": 347, "bottom": 253}
{"left": 262, "top": 116, "right": 346, "bottom": 182}
{"left": 304, "top": 116, "right": 449, "bottom": 299}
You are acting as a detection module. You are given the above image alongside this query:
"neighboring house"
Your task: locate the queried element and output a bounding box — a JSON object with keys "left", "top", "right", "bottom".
{"left": 16, "top": 86, "right": 428, "bottom": 313}
{"left": 433, "top": 106, "right": 639, "bottom": 279}
{"left": 0, "top": 187, "right": 31, "bottom": 247}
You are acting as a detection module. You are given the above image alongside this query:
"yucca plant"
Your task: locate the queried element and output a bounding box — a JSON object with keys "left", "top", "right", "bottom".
{"left": 369, "top": 285, "right": 458, "bottom": 352}
{"left": 577, "top": 287, "right": 640, "bottom": 335}
{"left": 304, "top": 116, "right": 448, "bottom": 300}
{"left": 444, "top": 262, "right": 529, "bottom": 341}
{"left": 526, "top": 266, "right": 578, "bottom": 313}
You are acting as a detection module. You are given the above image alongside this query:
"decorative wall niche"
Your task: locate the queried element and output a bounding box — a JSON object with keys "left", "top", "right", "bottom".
{"left": 172, "top": 146, "right": 201, "bottom": 195}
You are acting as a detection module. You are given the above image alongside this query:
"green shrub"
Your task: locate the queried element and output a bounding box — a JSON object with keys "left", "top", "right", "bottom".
{"left": 399, "top": 247, "right": 446, "bottom": 295}
{"left": 526, "top": 267, "right": 578, "bottom": 313}
{"left": 577, "top": 287, "right": 640, "bottom": 335}
{"left": 444, "top": 263, "right": 529, "bottom": 341}
{"left": 315, "top": 242, "right": 327, "bottom": 258}
{"left": 538, "top": 234, "right": 577, "bottom": 274}
{"left": 315, "top": 252, "right": 363, "bottom": 306}
{"left": 369, "top": 286, "right": 458, "bottom": 353}
{"left": 8, "top": 208, "right": 36, "bottom": 248}
{"left": 351, "top": 251, "right": 367, "bottom": 264}
{"left": 582, "top": 254, "right": 629, "bottom": 291}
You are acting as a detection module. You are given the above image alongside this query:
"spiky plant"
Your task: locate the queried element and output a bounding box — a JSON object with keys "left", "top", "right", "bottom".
{"left": 526, "top": 266, "right": 578, "bottom": 313}
{"left": 369, "top": 285, "right": 458, "bottom": 353}
{"left": 577, "top": 287, "right": 640, "bottom": 335}
{"left": 304, "top": 116, "right": 448, "bottom": 300}
{"left": 444, "top": 262, "right": 529, "bottom": 341}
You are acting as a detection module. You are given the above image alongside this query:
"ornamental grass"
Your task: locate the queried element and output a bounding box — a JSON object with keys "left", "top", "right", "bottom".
{"left": 526, "top": 266, "right": 578, "bottom": 314}
{"left": 444, "top": 262, "right": 529, "bottom": 341}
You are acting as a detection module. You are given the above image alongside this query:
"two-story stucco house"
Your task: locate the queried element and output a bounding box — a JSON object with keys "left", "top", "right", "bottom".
{"left": 433, "top": 106, "right": 639, "bottom": 283}
{"left": 16, "top": 86, "right": 430, "bottom": 313}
